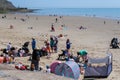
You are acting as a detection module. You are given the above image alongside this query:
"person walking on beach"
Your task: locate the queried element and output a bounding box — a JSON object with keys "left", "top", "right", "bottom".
{"left": 31, "top": 38, "right": 36, "bottom": 50}
{"left": 66, "top": 39, "right": 72, "bottom": 51}
{"left": 31, "top": 49, "right": 40, "bottom": 71}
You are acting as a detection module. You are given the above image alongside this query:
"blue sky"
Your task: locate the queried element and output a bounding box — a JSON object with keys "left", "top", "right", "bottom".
{"left": 8, "top": 0, "right": 120, "bottom": 8}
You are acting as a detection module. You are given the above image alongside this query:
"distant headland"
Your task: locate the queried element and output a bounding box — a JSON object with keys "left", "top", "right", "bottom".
{"left": 0, "top": 0, "right": 34, "bottom": 13}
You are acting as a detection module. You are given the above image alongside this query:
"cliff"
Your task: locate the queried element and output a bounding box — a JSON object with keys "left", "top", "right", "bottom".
{"left": 0, "top": 0, "right": 34, "bottom": 13}
{"left": 0, "top": 0, "right": 16, "bottom": 10}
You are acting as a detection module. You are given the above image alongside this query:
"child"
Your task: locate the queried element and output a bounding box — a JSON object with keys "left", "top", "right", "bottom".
{"left": 46, "top": 65, "right": 51, "bottom": 73}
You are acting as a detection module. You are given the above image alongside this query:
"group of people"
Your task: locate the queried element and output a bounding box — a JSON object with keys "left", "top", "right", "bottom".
{"left": 31, "top": 36, "right": 59, "bottom": 71}
{"left": 0, "top": 41, "right": 31, "bottom": 64}
{"left": 0, "top": 35, "right": 88, "bottom": 74}
{"left": 50, "top": 16, "right": 64, "bottom": 32}
{"left": 30, "top": 36, "right": 74, "bottom": 71}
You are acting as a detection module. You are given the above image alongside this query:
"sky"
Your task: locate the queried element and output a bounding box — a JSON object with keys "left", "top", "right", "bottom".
{"left": 8, "top": 0, "right": 120, "bottom": 8}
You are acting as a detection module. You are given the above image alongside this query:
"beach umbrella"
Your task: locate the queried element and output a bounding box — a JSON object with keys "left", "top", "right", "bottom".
{"left": 78, "top": 50, "right": 87, "bottom": 56}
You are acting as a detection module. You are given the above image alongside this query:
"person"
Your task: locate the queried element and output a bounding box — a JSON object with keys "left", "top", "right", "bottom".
{"left": 18, "top": 48, "right": 25, "bottom": 57}
{"left": 9, "top": 55, "right": 15, "bottom": 64}
{"left": 69, "top": 54, "right": 75, "bottom": 61}
{"left": 50, "top": 37, "right": 54, "bottom": 53}
{"left": 104, "top": 21, "right": 106, "bottom": 24}
{"left": 31, "top": 49, "right": 40, "bottom": 71}
{"left": 46, "top": 65, "right": 51, "bottom": 73}
{"left": 117, "top": 21, "right": 119, "bottom": 24}
{"left": 54, "top": 37, "right": 58, "bottom": 53}
{"left": 46, "top": 42, "right": 51, "bottom": 58}
{"left": 51, "top": 23, "right": 55, "bottom": 32}
{"left": 66, "top": 39, "right": 72, "bottom": 51}
{"left": 79, "top": 26, "right": 83, "bottom": 29}
{"left": 31, "top": 38, "right": 36, "bottom": 50}
{"left": 51, "top": 26, "right": 55, "bottom": 32}
{"left": 22, "top": 41, "right": 30, "bottom": 55}
{"left": 23, "top": 41, "right": 29, "bottom": 48}
{"left": 110, "top": 37, "right": 119, "bottom": 48}
{"left": 55, "top": 18, "right": 58, "bottom": 23}
{"left": 57, "top": 49, "right": 66, "bottom": 60}
{"left": 7, "top": 42, "right": 12, "bottom": 51}
{"left": 10, "top": 25, "right": 14, "bottom": 29}
{"left": 77, "top": 50, "right": 88, "bottom": 63}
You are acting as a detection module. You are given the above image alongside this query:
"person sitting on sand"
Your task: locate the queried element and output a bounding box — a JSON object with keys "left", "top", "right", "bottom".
{"left": 46, "top": 65, "right": 51, "bottom": 73}
{"left": 110, "top": 37, "right": 119, "bottom": 49}
{"left": 9, "top": 55, "right": 15, "bottom": 64}
{"left": 3, "top": 54, "right": 10, "bottom": 63}
{"left": 18, "top": 48, "right": 25, "bottom": 57}
{"left": 6, "top": 42, "right": 12, "bottom": 51}
{"left": 10, "top": 25, "right": 14, "bottom": 29}
{"left": 51, "top": 23, "right": 55, "bottom": 32}
{"left": 22, "top": 41, "right": 30, "bottom": 56}
{"left": 70, "top": 53, "right": 80, "bottom": 63}
{"left": 79, "top": 26, "right": 86, "bottom": 30}
{"left": 57, "top": 49, "right": 66, "bottom": 60}
{"left": 23, "top": 41, "right": 29, "bottom": 48}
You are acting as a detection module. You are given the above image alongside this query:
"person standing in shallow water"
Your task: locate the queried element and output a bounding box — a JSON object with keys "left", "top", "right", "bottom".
{"left": 31, "top": 38, "right": 36, "bottom": 50}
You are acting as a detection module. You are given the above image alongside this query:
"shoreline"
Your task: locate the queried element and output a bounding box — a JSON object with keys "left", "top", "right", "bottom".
{"left": 27, "top": 8, "right": 120, "bottom": 20}
{"left": 11, "top": 12, "right": 120, "bottom": 21}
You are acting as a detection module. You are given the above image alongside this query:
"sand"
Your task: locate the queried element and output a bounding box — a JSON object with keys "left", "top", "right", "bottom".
{"left": 0, "top": 13, "right": 120, "bottom": 80}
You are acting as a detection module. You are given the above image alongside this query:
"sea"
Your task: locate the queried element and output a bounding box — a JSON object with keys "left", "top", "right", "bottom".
{"left": 26, "top": 8, "right": 120, "bottom": 20}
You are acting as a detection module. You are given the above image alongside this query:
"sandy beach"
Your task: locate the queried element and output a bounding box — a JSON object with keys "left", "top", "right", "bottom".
{"left": 0, "top": 13, "right": 120, "bottom": 80}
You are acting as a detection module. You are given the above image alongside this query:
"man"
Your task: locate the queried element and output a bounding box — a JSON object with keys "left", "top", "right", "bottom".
{"left": 31, "top": 49, "right": 40, "bottom": 71}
